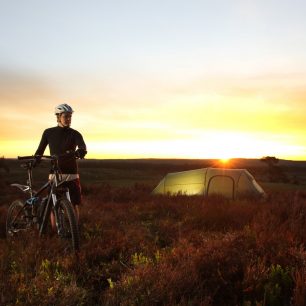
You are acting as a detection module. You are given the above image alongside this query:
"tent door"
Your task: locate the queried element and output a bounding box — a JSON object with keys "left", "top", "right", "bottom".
{"left": 206, "top": 175, "right": 235, "bottom": 199}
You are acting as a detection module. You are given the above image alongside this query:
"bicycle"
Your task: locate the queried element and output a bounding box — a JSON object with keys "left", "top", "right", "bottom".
{"left": 6, "top": 152, "right": 80, "bottom": 252}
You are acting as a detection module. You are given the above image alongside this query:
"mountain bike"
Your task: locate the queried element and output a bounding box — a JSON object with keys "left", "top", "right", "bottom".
{"left": 6, "top": 152, "right": 80, "bottom": 252}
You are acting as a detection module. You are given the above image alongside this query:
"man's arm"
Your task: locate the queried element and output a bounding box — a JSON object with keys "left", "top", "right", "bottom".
{"left": 35, "top": 130, "right": 48, "bottom": 156}
{"left": 75, "top": 131, "right": 87, "bottom": 158}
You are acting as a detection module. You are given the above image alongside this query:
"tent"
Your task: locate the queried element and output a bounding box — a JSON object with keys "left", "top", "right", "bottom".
{"left": 152, "top": 168, "right": 265, "bottom": 199}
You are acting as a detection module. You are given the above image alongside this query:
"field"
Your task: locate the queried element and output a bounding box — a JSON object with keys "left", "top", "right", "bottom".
{"left": 1, "top": 158, "right": 306, "bottom": 305}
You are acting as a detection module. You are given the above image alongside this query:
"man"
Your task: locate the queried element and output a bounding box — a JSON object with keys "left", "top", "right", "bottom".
{"left": 35, "top": 103, "right": 87, "bottom": 222}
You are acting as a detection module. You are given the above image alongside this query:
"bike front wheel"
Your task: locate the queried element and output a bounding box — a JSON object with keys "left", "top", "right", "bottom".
{"left": 6, "top": 199, "right": 31, "bottom": 238}
{"left": 55, "top": 198, "right": 80, "bottom": 252}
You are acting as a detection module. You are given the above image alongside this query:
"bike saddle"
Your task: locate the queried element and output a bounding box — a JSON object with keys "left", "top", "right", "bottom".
{"left": 11, "top": 183, "right": 30, "bottom": 192}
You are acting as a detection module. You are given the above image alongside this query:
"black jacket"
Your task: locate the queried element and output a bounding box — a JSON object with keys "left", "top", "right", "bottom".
{"left": 35, "top": 126, "right": 87, "bottom": 174}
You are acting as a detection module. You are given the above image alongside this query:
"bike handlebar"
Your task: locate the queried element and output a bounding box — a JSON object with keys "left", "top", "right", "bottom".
{"left": 18, "top": 151, "right": 79, "bottom": 161}
{"left": 18, "top": 156, "right": 36, "bottom": 160}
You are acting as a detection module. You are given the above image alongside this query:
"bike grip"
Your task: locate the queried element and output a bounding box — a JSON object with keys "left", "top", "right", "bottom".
{"left": 18, "top": 156, "right": 35, "bottom": 160}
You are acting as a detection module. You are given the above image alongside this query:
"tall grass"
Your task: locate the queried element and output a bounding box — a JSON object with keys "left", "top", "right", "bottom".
{"left": 1, "top": 185, "right": 306, "bottom": 305}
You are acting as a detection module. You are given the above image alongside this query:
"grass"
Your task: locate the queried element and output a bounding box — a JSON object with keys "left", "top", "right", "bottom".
{"left": 1, "top": 159, "right": 306, "bottom": 305}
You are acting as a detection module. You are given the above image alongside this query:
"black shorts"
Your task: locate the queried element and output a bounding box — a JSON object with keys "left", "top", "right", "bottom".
{"left": 62, "top": 178, "right": 82, "bottom": 206}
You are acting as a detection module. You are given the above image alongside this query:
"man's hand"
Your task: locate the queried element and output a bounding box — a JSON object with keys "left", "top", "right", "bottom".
{"left": 75, "top": 148, "right": 87, "bottom": 159}
{"left": 32, "top": 155, "right": 41, "bottom": 167}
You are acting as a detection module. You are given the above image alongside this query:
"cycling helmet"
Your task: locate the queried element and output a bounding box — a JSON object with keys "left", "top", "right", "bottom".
{"left": 54, "top": 103, "right": 74, "bottom": 115}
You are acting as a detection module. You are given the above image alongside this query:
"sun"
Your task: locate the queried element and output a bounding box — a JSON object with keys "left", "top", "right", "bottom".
{"left": 220, "top": 158, "right": 230, "bottom": 165}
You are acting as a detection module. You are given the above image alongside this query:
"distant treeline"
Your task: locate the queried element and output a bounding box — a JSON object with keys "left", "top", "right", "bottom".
{"left": 79, "top": 159, "right": 214, "bottom": 172}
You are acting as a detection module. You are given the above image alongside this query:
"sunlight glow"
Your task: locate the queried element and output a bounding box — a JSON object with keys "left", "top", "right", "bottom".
{"left": 220, "top": 158, "right": 230, "bottom": 165}
{"left": 83, "top": 131, "right": 306, "bottom": 160}
{"left": 2, "top": 128, "right": 306, "bottom": 161}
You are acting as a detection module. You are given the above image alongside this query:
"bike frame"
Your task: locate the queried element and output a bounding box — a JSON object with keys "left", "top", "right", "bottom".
{"left": 12, "top": 154, "right": 74, "bottom": 236}
{"left": 38, "top": 175, "right": 72, "bottom": 236}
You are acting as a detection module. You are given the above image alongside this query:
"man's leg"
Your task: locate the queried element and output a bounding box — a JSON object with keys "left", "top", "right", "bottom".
{"left": 67, "top": 179, "right": 81, "bottom": 223}
{"left": 50, "top": 211, "right": 56, "bottom": 231}
{"left": 74, "top": 205, "right": 80, "bottom": 222}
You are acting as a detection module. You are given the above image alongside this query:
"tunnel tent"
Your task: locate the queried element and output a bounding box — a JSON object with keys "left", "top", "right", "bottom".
{"left": 152, "top": 168, "right": 265, "bottom": 199}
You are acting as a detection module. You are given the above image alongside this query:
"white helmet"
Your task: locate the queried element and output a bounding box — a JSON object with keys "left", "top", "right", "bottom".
{"left": 54, "top": 103, "right": 74, "bottom": 115}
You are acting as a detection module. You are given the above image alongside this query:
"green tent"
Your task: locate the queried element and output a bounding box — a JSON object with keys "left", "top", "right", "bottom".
{"left": 152, "top": 168, "right": 265, "bottom": 199}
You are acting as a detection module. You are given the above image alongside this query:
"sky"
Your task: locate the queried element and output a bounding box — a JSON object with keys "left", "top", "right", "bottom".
{"left": 1, "top": 0, "right": 306, "bottom": 160}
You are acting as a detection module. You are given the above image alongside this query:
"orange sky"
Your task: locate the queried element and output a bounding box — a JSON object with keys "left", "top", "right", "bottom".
{"left": 1, "top": 71, "right": 306, "bottom": 160}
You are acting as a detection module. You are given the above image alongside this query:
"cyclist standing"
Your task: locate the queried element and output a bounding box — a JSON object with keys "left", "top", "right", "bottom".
{"left": 34, "top": 103, "right": 87, "bottom": 223}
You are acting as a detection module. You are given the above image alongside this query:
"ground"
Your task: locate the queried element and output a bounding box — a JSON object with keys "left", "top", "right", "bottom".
{"left": 1, "top": 158, "right": 306, "bottom": 305}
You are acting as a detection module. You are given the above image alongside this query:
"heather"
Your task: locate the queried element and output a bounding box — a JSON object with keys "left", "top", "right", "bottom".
{"left": 1, "top": 183, "right": 306, "bottom": 305}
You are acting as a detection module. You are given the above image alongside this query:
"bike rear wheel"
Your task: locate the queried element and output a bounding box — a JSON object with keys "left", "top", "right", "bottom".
{"left": 6, "top": 200, "right": 31, "bottom": 238}
{"left": 55, "top": 198, "right": 80, "bottom": 252}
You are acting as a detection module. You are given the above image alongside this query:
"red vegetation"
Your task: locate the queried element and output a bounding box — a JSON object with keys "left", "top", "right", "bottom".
{"left": 1, "top": 184, "right": 306, "bottom": 305}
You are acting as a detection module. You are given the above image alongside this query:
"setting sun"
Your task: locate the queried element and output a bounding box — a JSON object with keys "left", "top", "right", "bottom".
{"left": 220, "top": 158, "right": 230, "bottom": 165}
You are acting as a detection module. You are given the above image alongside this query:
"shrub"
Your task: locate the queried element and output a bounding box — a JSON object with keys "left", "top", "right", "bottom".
{"left": 1, "top": 187, "right": 306, "bottom": 305}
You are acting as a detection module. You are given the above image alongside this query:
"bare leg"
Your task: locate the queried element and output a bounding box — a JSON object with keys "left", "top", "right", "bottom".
{"left": 51, "top": 205, "right": 79, "bottom": 230}
{"left": 74, "top": 205, "right": 79, "bottom": 223}
{"left": 50, "top": 211, "right": 56, "bottom": 231}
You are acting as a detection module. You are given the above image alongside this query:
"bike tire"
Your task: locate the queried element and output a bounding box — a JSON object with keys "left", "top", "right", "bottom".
{"left": 56, "top": 198, "right": 80, "bottom": 252}
{"left": 6, "top": 199, "right": 31, "bottom": 238}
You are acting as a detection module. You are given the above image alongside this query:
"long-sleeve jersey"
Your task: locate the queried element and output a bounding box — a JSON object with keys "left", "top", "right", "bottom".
{"left": 35, "top": 126, "right": 87, "bottom": 174}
